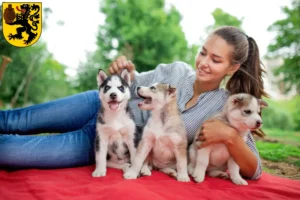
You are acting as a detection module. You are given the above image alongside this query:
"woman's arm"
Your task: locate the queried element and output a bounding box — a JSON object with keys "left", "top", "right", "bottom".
{"left": 225, "top": 129, "right": 261, "bottom": 179}
{"left": 108, "top": 56, "right": 190, "bottom": 99}
{"left": 199, "top": 119, "right": 262, "bottom": 179}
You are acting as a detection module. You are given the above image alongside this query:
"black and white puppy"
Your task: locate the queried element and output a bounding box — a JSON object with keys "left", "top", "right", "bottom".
{"left": 92, "top": 69, "right": 138, "bottom": 177}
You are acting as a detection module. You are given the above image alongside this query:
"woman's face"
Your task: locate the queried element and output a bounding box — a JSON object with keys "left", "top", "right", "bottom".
{"left": 195, "top": 34, "right": 239, "bottom": 85}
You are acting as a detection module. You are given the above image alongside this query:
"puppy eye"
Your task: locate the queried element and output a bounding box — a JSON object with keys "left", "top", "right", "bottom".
{"left": 104, "top": 86, "right": 111, "bottom": 91}
{"left": 244, "top": 110, "right": 252, "bottom": 115}
{"left": 150, "top": 86, "right": 156, "bottom": 90}
{"left": 118, "top": 86, "right": 124, "bottom": 92}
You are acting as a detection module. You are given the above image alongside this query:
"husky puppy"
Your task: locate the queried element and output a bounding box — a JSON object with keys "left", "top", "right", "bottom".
{"left": 92, "top": 69, "right": 138, "bottom": 177}
{"left": 188, "top": 93, "right": 268, "bottom": 185}
{"left": 123, "top": 83, "right": 190, "bottom": 182}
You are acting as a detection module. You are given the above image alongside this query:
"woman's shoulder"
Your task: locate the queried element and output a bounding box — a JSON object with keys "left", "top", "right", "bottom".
{"left": 205, "top": 88, "right": 230, "bottom": 109}
{"left": 156, "top": 61, "right": 194, "bottom": 74}
{"left": 219, "top": 88, "right": 230, "bottom": 100}
{"left": 157, "top": 61, "right": 194, "bottom": 71}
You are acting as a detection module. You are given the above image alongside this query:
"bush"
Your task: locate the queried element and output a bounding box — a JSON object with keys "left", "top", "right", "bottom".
{"left": 262, "top": 99, "right": 295, "bottom": 130}
{"left": 288, "top": 95, "right": 300, "bottom": 130}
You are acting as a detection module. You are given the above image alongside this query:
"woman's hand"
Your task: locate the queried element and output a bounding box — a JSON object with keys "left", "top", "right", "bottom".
{"left": 196, "top": 119, "right": 259, "bottom": 178}
{"left": 196, "top": 119, "right": 238, "bottom": 148}
{"left": 108, "top": 55, "right": 136, "bottom": 81}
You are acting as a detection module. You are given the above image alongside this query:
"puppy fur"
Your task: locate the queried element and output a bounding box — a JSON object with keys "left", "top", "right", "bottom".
{"left": 188, "top": 93, "right": 268, "bottom": 185}
{"left": 123, "top": 83, "right": 190, "bottom": 182}
{"left": 92, "top": 69, "right": 138, "bottom": 177}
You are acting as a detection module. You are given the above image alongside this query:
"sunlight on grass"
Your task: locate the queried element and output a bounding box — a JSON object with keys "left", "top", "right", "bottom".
{"left": 262, "top": 166, "right": 277, "bottom": 174}
{"left": 256, "top": 141, "right": 300, "bottom": 167}
{"left": 263, "top": 128, "right": 300, "bottom": 145}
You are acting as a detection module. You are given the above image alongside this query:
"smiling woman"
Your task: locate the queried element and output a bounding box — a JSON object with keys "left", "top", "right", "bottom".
{"left": 108, "top": 26, "right": 268, "bottom": 180}
{"left": 194, "top": 35, "right": 239, "bottom": 85}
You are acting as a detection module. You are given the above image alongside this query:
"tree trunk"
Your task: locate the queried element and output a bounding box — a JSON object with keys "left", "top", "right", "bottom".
{"left": 10, "top": 56, "right": 37, "bottom": 107}
{"left": 0, "top": 55, "right": 12, "bottom": 86}
{"left": 23, "top": 73, "right": 33, "bottom": 106}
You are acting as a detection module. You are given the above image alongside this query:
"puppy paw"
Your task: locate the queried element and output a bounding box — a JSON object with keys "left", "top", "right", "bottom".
{"left": 92, "top": 168, "right": 106, "bottom": 177}
{"left": 219, "top": 173, "right": 229, "bottom": 180}
{"left": 177, "top": 173, "right": 190, "bottom": 182}
{"left": 231, "top": 177, "right": 248, "bottom": 185}
{"left": 208, "top": 170, "right": 229, "bottom": 179}
{"left": 187, "top": 165, "right": 194, "bottom": 175}
{"left": 192, "top": 172, "right": 205, "bottom": 183}
{"left": 121, "top": 163, "right": 131, "bottom": 173}
{"left": 141, "top": 165, "right": 152, "bottom": 176}
{"left": 160, "top": 168, "right": 177, "bottom": 178}
{"left": 123, "top": 170, "right": 138, "bottom": 179}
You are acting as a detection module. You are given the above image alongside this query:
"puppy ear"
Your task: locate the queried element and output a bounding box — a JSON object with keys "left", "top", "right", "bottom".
{"left": 97, "top": 69, "right": 107, "bottom": 87}
{"left": 121, "top": 69, "right": 131, "bottom": 86}
{"left": 232, "top": 94, "right": 245, "bottom": 105}
{"left": 168, "top": 85, "right": 177, "bottom": 97}
{"left": 258, "top": 99, "right": 268, "bottom": 108}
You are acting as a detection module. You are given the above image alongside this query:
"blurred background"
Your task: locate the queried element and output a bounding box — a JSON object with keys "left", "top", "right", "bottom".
{"left": 0, "top": 0, "right": 299, "bottom": 178}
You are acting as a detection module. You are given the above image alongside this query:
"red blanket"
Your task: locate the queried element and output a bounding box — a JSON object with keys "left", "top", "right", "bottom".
{"left": 0, "top": 166, "right": 299, "bottom": 200}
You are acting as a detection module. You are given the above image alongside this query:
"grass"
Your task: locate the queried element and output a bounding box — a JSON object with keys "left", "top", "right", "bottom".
{"left": 255, "top": 128, "right": 300, "bottom": 167}
{"left": 262, "top": 128, "right": 300, "bottom": 145}
{"left": 256, "top": 140, "right": 300, "bottom": 167}
{"left": 262, "top": 166, "right": 277, "bottom": 174}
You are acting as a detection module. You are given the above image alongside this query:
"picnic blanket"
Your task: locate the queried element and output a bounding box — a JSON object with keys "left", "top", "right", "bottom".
{"left": 0, "top": 165, "right": 299, "bottom": 200}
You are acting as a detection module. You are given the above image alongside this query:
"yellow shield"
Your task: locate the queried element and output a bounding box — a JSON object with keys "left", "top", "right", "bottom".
{"left": 2, "top": 2, "right": 42, "bottom": 47}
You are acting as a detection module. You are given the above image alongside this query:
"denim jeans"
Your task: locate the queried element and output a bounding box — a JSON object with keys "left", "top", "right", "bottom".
{"left": 0, "top": 90, "right": 100, "bottom": 169}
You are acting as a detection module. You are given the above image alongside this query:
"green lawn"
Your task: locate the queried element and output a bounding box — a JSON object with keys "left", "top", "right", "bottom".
{"left": 256, "top": 141, "right": 300, "bottom": 167}
{"left": 257, "top": 128, "right": 300, "bottom": 167}
{"left": 262, "top": 128, "right": 300, "bottom": 145}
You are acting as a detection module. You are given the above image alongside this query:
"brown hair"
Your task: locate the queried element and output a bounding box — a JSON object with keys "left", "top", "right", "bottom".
{"left": 212, "top": 26, "right": 269, "bottom": 137}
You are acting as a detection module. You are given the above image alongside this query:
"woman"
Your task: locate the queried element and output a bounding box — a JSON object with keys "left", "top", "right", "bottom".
{"left": 0, "top": 26, "right": 268, "bottom": 180}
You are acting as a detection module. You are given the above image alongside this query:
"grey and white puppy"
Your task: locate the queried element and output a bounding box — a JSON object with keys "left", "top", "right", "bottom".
{"left": 92, "top": 69, "right": 139, "bottom": 177}
{"left": 188, "top": 93, "right": 268, "bottom": 185}
{"left": 123, "top": 83, "right": 190, "bottom": 182}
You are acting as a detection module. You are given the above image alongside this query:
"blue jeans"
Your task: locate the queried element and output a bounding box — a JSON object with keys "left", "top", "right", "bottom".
{"left": 0, "top": 90, "right": 100, "bottom": 169}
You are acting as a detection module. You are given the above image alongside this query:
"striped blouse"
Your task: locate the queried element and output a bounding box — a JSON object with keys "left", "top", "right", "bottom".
{"left": 128, "top": 61, "right": 262, "bottom": 180}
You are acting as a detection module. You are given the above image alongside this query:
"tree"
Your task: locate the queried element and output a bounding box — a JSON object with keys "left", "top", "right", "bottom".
{"left": 97, "top": 0, "right": 188, "bottom": 72}
{"left": 0, "top": 41, "right": 74, "bottom": 108}
{"left": 206, "top": 8, "right": 243, "bottom": 34}
{"left": 267, "top": 0, "right": 300, "bottom": 94}
{"left": 75, "top": 0, "right": 191, "bottom": 91}
{"left": 75, "top": 52, "right": 101, "bottom": 92}
{"left": 0, "top": 6, "right": 74, "bottom": 108}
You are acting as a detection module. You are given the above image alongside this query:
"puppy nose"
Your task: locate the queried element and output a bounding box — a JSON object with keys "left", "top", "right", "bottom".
{"left": 137, "top": 87, "right": 141, "bottom": 91}
{"left": 110, "top": 93, "right": 117, "bottom": 100}
{"left": 256, "top": 120, "right": 262, "bottom": 127}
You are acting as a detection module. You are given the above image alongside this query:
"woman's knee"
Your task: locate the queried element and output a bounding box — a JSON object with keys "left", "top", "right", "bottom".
{"left": 0, "top": 133, "right": 95, "bottom": 169}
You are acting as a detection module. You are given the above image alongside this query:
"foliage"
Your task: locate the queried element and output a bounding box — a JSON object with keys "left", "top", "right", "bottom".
{"left": 75, "top": 0, "right": 191, "bottom": 92}
{"left": 0, "top": 42, "right": 75, "bottom": 107}
{"left": 267, "top": 0, "right": 300, "bottom": 93}
{"left": 262, "top": 128, "right": 300, "bottom": 146}
{"left": 75, "top": 52, "right": 100, "bottom": 92}
{"left": 289, "top": 95, "right": 300, "bottom": 130}
{"left": 276, "top": 95, "right": 300, "bottom": 130}
{"left": 262, "top": 96, "right": 300, "bottom": 131}
{"left": 98, "top": 0, "right": 189, "bottom": 71}
{"left": 206, "top": 8, "right": 243, "bottom": 34}
{"left": 262, "top": 98, "right": 295, "bottom": 130}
